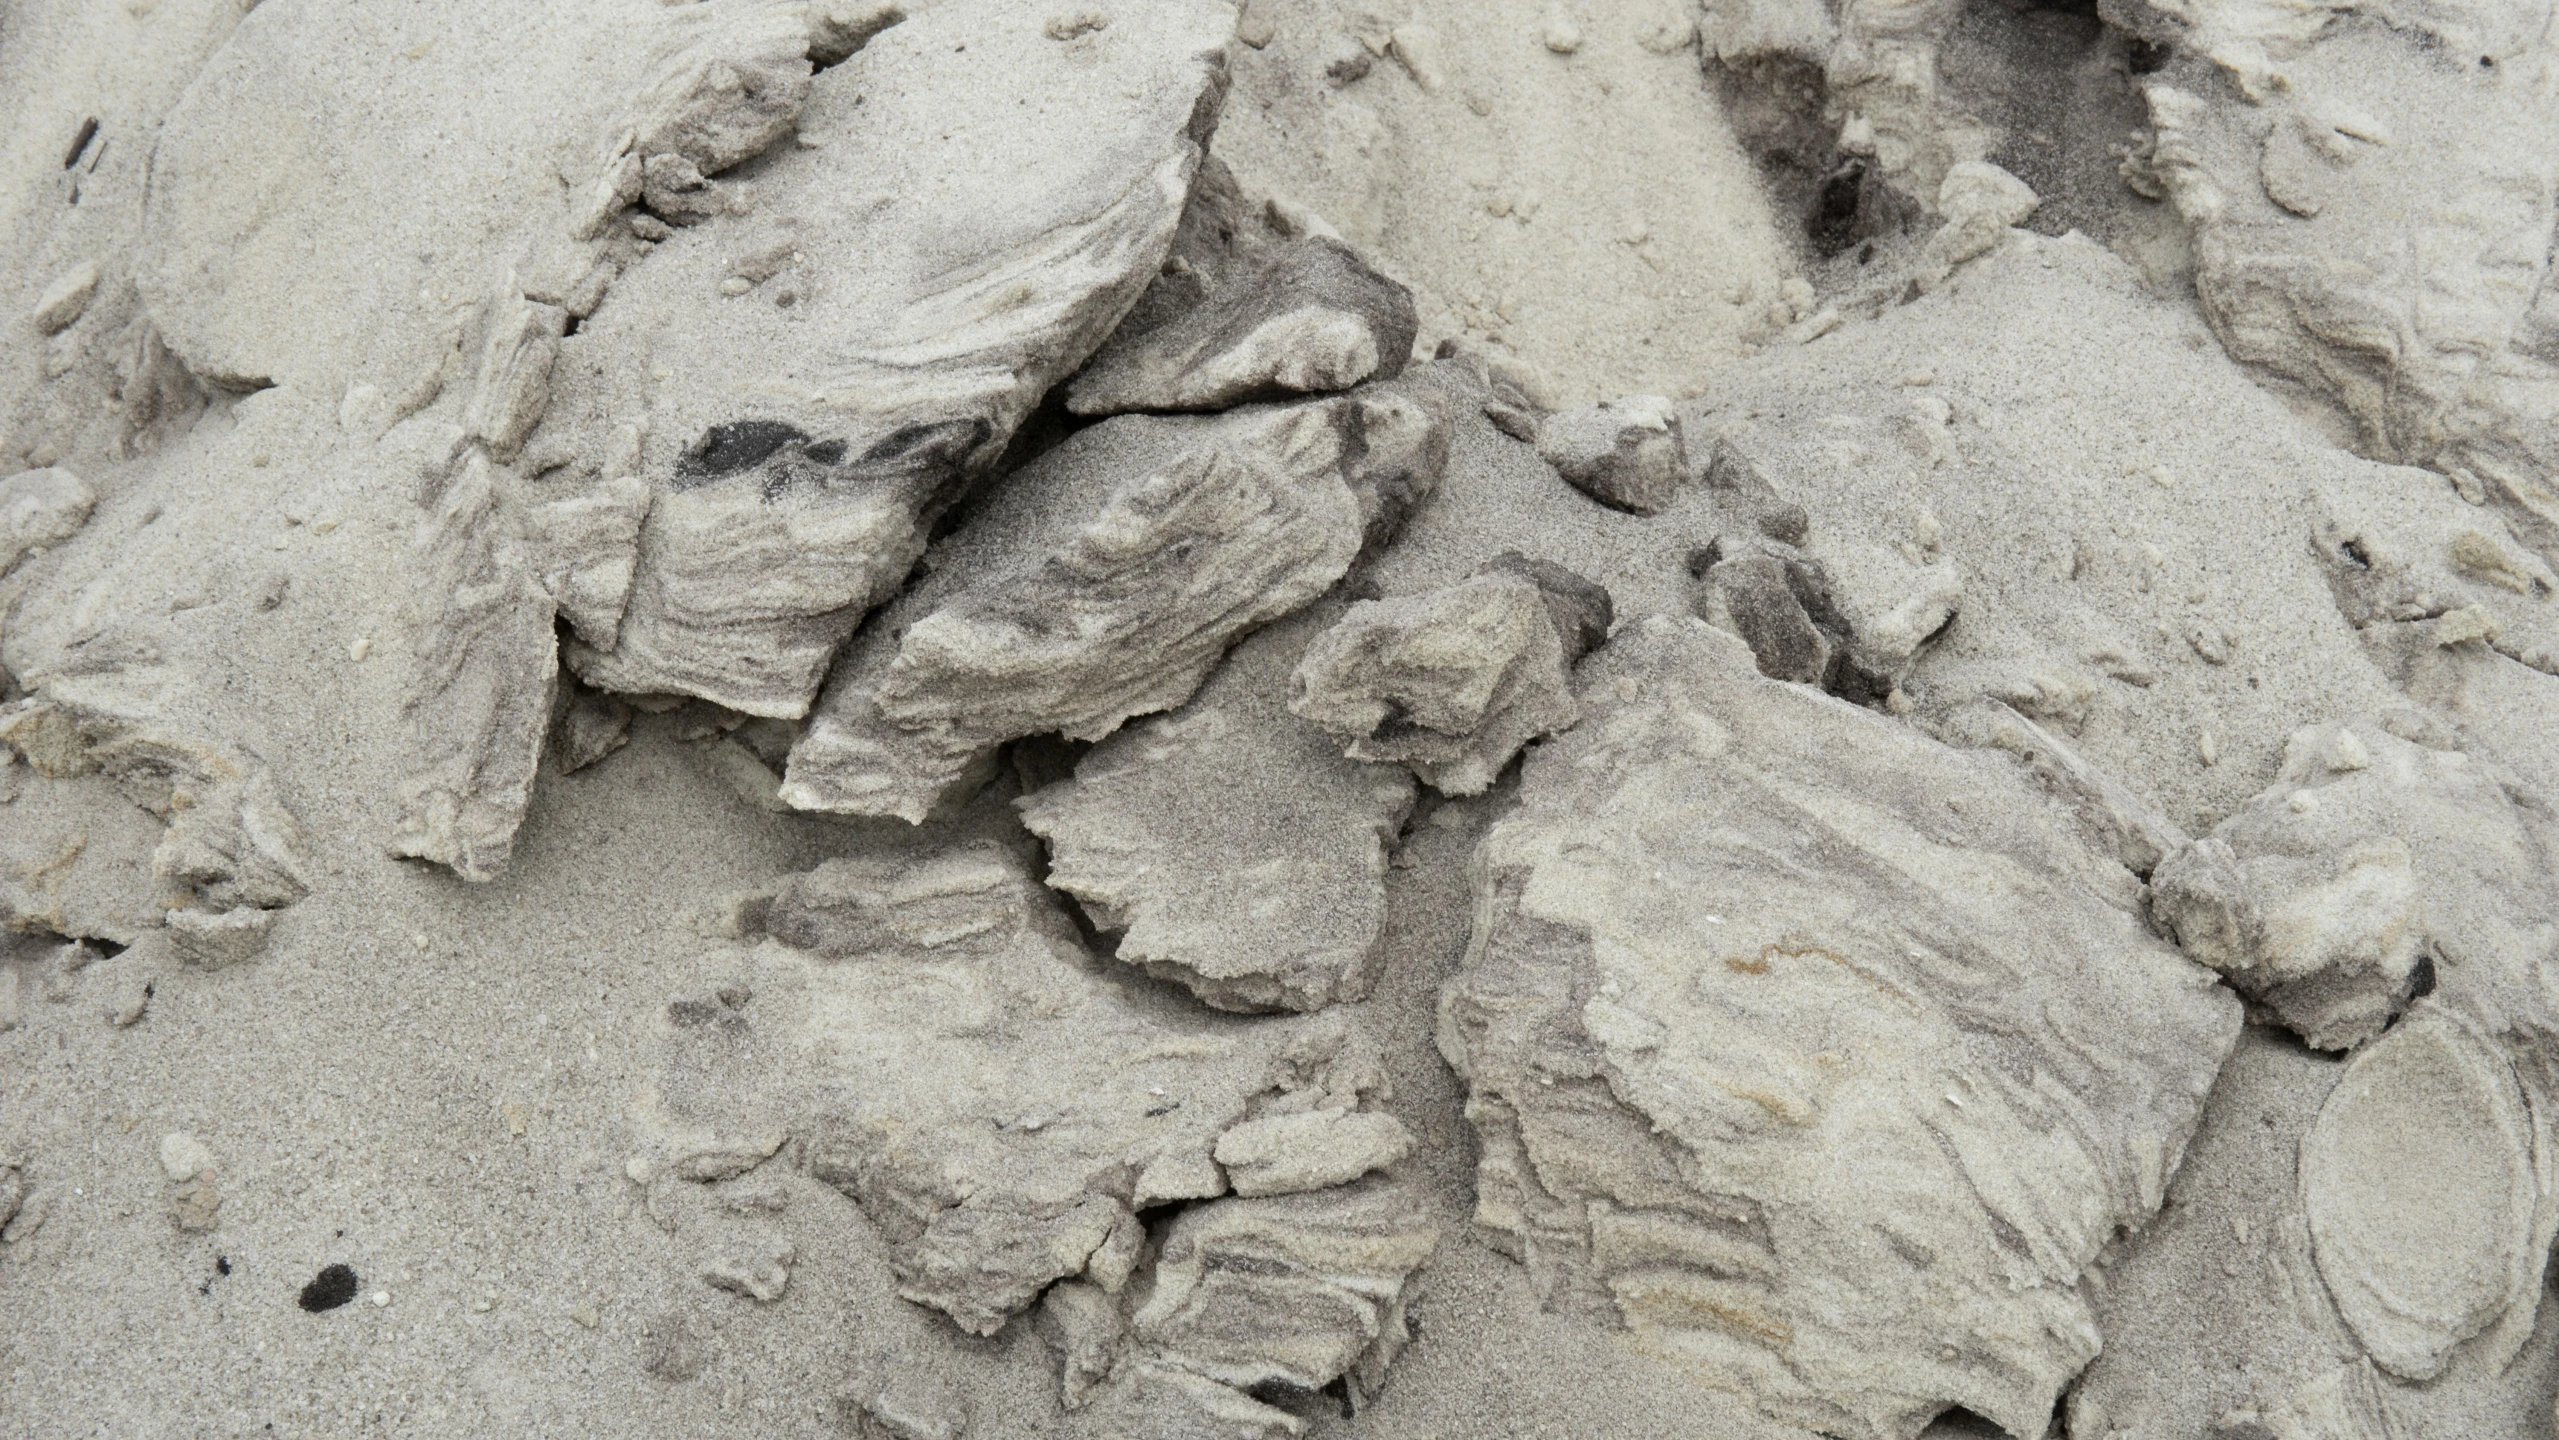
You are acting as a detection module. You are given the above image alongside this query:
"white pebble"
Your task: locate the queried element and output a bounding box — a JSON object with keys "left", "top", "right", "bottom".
{"left": 349, "top": 637, "right": 373, "bottom": 662}
{"left": 370, "top": 1290, "right": 391, "bottom": 1308}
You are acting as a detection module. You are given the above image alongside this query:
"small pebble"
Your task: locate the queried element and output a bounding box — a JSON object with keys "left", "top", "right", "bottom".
{"left": 370, "top": 1290, "right": 391, "bottom": 1308}
{"left": 349, "top": 637, "right": 373, "bottom": 662}
{"left": 718, "top": 277, "right": 750, "bottom": 297}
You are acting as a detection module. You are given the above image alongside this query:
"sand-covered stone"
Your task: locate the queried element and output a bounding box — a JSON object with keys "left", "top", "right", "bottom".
{"left": 2299, "top": 1006, "right": 2546, "bottom": 1382}
{"left": 2150, "top": 721, "right": 2559, "bottom": 1050}
{"left": 2120, "top": 0, "right": 2559, "bottom": 567}
{"left": 1438, "top": 615, "right": 2240, "bottom": 1440}
{"left": 0, "top": 697, "right": 311, "bottom": 922}
{"left": 1213, "top": 1108, "right": 1415, "bottom": 1198}
{"left": 1288, "top": 555, "right": 1608, "bottom": 794}
{"left": 1535, "top": 396, "right": 1685, "bottom": 516}
{"left": 1017, "top": 610, "right": 1416, "bottom": 1013}
{"left": 1066, "top": 158, "right": 1419, "bottom": 416}
{"left": 781, "top": 386, "right": 1450, "bottom": 821}
{"left": 558, "top": 0, "right": 1237, "bottom": 717}
{"left": 0, "top": 468, "right": 95, "bottom": 576}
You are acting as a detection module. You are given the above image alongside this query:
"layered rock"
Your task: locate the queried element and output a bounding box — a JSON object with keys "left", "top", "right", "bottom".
{"left": 1066, "top": 157, "right": 1418, "bottom": 416}
{"left": 1069, "top": 1179, "right": 1438, "bottom": 1438}
{"left": 388, "top": 455, "right": 562, "bottom": 883}
{"left": 1437, "top": 615, "right": 2239, "bottom": 1439}
{"left": 781, "top": 385, "right": 1450, "bottom": 821}
{"left": 558, "top": 0, "right": 1239, "bottom": 717}
{"left": 1288, "top": 555, "right": 1610, "bottom": 795}
{"left": 1017, "top": 609, "right": 1417, "bottom": 1014}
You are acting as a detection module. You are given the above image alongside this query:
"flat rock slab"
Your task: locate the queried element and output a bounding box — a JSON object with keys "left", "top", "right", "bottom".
{"left": 560, "top": 0, "right": 1236, "bottom": 717}
{"left": 1438, "top": 614, "right": 2239, "bottom": 1440}
{"left": 1017, "top": 608, "right": 1417, "bottom": 1013}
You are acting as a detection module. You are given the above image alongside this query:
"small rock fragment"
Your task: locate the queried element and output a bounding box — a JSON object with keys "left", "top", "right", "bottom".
{"left": 1913, "top": 162, "right": 2038, "bottom": 293}
{"left": 634, "top": 1, "right": 814, "bottom": 179}
{"left": 460, "top": 291, "right": 567, "bottom": 459}
{"left": 556, "top": 684, "right": 635, "bottom": 773}
{"left": 1321, "top": 34, "right": 1373, "bottom": 85}
{"left": 165, "top": 906, "right": 275, "bottom": 968}
{"left": 1536, "top": 395, "right": 1684, "bottom": 515}
{"left": 159, "top": 1132, "right": 220, "bottom": 1231}
{"left": 702, "top": 1234, "right": 796, "bottom": 1303}
{"left": 1387, "top": 23, "right": 1445, "bottom": 91}
{"left": 1037, "top": 1282, "right": 1126, "bottom": 1409}
{"left": 157, "top": 1131, "right": 212, "bottom": 1184}
{"left": 807, "top": 0, "right": 905, "bottom": 65}
{"left": 1233, "top": 0, "right": 1276, "bottom": 47}
{"left": 1044, "top": 8, "right": 1109, "bottom": 39}
{"left": 1113, "top": 1179, "right": 1437, "bottom": 1418}
{"left": 847, "top": 1363, "right": 969, "bottom": 1440}
{"left": 1289, "top": 555, "right": 1610, "bottom": 794}
{"left": 32, "top": 261, "right": 100, "bottom": 335}
{"left": 528, "top": 477, "right": 652, "bottom": 650}
{"left": 640, "top": 1310, "right": 708, "bottom": 1381}
{"left": 1688, "top": 534, "right": 1884, "bottom": 700}
{"left": 1212, "top": 1108, "right": 1414, "bottom": 1197}
{"left": 389, "top": 455, "right": 559, "bottom": 882}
